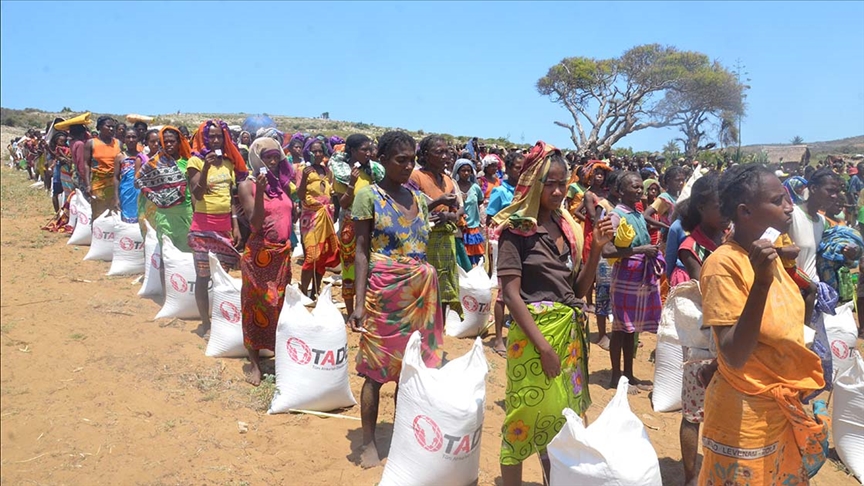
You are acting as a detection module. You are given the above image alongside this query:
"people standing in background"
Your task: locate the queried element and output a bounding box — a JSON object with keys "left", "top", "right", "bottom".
{"left": 487, "top": 151, "right": 524, "bottom": 357}
{"left": 410, "top": 135, "right": 464, "bottom": 316}
{"left": 453, "top": 158, "right": 486, "bottom": 267}
{"left": 331, "top": 134, "right": 384, "bottom": 318}
{"left": 478, "top": 154, "right": 502, "bottom": 200}
{"left": 602, "top": 171, "right": 664, "bottom": 393}
{"left": 133, "top": 121, "right": 148, "bottom": 143}
{"left": 297, "top": 139, "right": 340, "bottom": 300}
{"left": 644, "top": 166, "right": 685, "bottom": 231}
{"left": 113, "top": 128, "right": 143, "bottom": 223}
{"left": 84, "top": 117, "right": 121, "bottom": 219}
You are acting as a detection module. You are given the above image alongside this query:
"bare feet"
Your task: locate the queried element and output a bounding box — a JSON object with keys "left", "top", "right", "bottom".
{"left": 609, "top": 373, "right": 621, "bottom": 390}
{"left": 627, "top": 375, "right": 654, "bottom": 392}
{"left": 359, "top": 442, "right": 381, "bottom": 469}
{"left": 245, "top": 361, "right": 262, "bottom": 386}
{"left": 193, "top": 321, "right": 211, "bottom": 340}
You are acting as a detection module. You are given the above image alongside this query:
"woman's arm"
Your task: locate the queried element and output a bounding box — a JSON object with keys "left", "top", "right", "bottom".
{"left": 713, "top": 240, "right": 777, "bottom": 369}
{"left": 238, "top": 179, "right": 265, "bottom": 231}
{"left": 112, "top": 153, "right": 123, "bottom": 210}
{"left": 680, "top": 251, "right": 702, "bottom": 280}
{"left": 297, "top": 168, "right": 309, "bottom": 206}
{"left": 348, "top": 219, "right": 372, "bottom": 332}
{"left": 574, "top": 217, "right": 614, "bottom": 297}
{"left": 501, "top": 275, "right": 560, "bottom": 378}
{"left": 644, "top": 216, "right": 670, "bottom": 231}
{"left": 189, "top": 152, "right": 217, "bottom": 201}
{"left": 601, "top": 240, "right": 659, "bottom": 259}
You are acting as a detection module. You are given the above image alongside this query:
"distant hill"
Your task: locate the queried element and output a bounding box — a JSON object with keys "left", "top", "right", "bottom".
{"left": 738, "top": 135, "right": 864, "bottom": 157}
{"left": 0, "top": 107, "right": 519, "bottom": 148}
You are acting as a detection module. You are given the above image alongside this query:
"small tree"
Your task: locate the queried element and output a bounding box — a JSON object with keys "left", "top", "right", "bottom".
{"left": 662, "top": 140, "right": 681, "bottom": 161}
{"left": 790, "top": 135, "right": 804, "bottom": 145}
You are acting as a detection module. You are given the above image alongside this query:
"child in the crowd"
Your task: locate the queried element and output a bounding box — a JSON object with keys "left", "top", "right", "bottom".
{"left": 487, "top": 151, "right": 524, "bottom": 357}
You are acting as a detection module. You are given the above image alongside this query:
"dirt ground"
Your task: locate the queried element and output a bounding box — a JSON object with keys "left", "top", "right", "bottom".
{"left": 1, "top": 126, "right": 858, "bottom": 486}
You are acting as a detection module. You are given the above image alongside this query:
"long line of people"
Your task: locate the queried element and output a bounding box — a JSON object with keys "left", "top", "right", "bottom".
{"left": 7, "top": 113, "right": 864, "bottom": 485}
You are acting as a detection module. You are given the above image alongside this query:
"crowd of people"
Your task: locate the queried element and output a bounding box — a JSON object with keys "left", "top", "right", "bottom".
{"left": 6, "top": 115, "right": 864, "bottom": 485}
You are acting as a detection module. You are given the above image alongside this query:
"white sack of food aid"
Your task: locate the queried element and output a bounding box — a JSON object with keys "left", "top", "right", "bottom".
{"left": 66, "top": 190, "right": 80, "bottom": 229}
{"left": 825, "top": 301, "right": 858, "bottom": 381}
{"left": 206, "top": 253, "right": 305, "bottom": 358}
{"left": 138, "top": 220, "right": 163, "bottom": 298}
{"left": 833, "top": 351, "right": 864, "bottom": 482}
{"left": 84, "top": 210, "right": 118, "bottom": 261}
{"left": 107, "top": 219, "right": 145, "bottom": 275}
{"left": 269, "top": 284, "right": 355, "bottom": 413}
{"left": 548, "top": 376, "right": 662, "bottom": 486}
{"left": 67, "top": 194, "right": 93, "bottom": 246}
{"left": 154, "top": 235, "right": 207, "bottom": 320}
{"left": 652, "top": 339, "right": 684, "bottom": 413}
{"left": 446, "top": 258, "right": 494, "bottom": 338}
{"left": 379, "top": 332, "right": 488, "bottom": 486}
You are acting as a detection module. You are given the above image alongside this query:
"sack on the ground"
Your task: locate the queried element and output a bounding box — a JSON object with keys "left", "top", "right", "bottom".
{"left": 205, "top": 252, "right": 245, "bottom": 358}
{"left": 548, "top": 376, "right": 662, "bottom": 486}
{"left": 83, "top": 210, "right": 118, "bottom": 262}
{"left": 825, "top": 301, "right": 858, "bottom": 381}
{"left": 67, "top": 190, "right": 80, "bottom": 229}
{"left": 446, "top": 258, "right": 494, "bottom": 338}
{"left": 107, "top": 220, "right": 145, "bottom": 275}
{"left": 154, "top": 235, "right": 204, "bottom": 320}
{"left": 269, "top": 284, "right": 355, "bottom": 413}
{"left": 138, "top": 220, "right": 163, "bottom": 298}
{"left": 67, "top": 194, "right": 93, "bottom": 246}
{"left": 833, "top": 351, "right": 864, "bottom": 482}
{"left": 379, "top": 332, "right": 488, "bottom": 486}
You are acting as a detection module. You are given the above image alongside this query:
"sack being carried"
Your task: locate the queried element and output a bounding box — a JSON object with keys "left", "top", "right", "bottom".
{"left": 107, "top": 219, "right": 145, "bottom": 275}
{"left": 548, "top": 376, "right": 662, "bottom": 486}
{"left": 824, "top": 301, "right": 858, "bottom": 382}
{"left": 269, "top": 284, "right": 355, "bottom": 413}
{"left": 155, "top": 235, "right": 208, "bottom": 320}
{"left": 833, "top": 351, "right": 864, "bottom": 482}
{"left": 67, "top": 193, "right": 93, "bottom": 246}
{"left": 138, "top": 220, "right": 163, "bottom": 298}
{"left": 84, "top": 210, "right": 118, "bottom": 262}
{"left": 379, "top": 332, "right": 488, "bottom": 486}
{"left": 445, "top": 258, "right": 494, "bottom": 338}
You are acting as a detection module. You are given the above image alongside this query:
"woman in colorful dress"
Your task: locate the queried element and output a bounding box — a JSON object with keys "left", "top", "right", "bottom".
{"left": 699, "top": 164, "right": 829, "bottom": 485}
{"left": 348, "top": 131, "right": 444, "bottom": 469}
{"left": 478, "top": 154, "right": 502, "bottom": 201}
{"left": 410, "top": 135, "right": 463, "bottom": 314}
{"left": 238, "top": 137, "right": 295, "bottom": 386}
{"left": 642, "top": 178, "right": 662, "bottom": 245}
{"left": 113, "top": 128, "right": 143, "bottom": 224}
{"left": 187, "top": 120, "right": 246, "bottom": 336}
{"left": 331, "top": 134, "right": 384, "bottom": 317}
{"left": 297, "top": 139, "right": 340, "bottom": 300}
{"left": 494, "top": 141, "right": 612, "bottom": 486}
{"left": 136, "top": 129, "right": 161, "bottom": 234}
{"left": 42, "top": 131, "right": 75, "bottom": 233}
{"left": 84, "top": 116, "right": 121, "bottom": 219}
{"left": 602, "top": 171, "right": 664, "bottom": 393}
{"left": 135, "top": 127, "right": 193, "bottom": 252}
{"left": 454, "top": 158, "right": 486, "bottom": 266}
{"left": 672, "top": 174, "right": 726, "bottom": 486}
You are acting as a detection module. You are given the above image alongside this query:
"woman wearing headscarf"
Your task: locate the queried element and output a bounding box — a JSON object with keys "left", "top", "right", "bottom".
{"left": 297, "top": 139, "right": 340, "bottom": 300}
{"left": 642, "top": 178, "right": 662, "bottom": 245}
{"left": 454, "top": 158, "right": 486, "bottom": 267}
{"left": 238, "top": 138, "right": 295, "bottom": 386}
{"left": 238, "top": 131, "right": 252, "bottom": 151}
{"left": 187, "top": 120, "right": 245, "bottom": 336}
{"left": 478, "top": 154, "right": 502, "bottom": 200}
{"left": 494, "top": 141, "right": 613, "bottom": 485}
{"left": 135, "top": 126, "right": 193, "bottom": 251}
{"left": 410, "top": 135, "right": 463, "bottom": 315}
{"left": 784, "top": 175, "right": 808, "bottom": 205}
{"left": 331, "top": 134, "right": 384, "bottom": 317}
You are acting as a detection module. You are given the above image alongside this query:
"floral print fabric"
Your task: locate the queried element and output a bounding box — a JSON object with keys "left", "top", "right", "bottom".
{"left": 500, "top": 301, "right": 590, "bottom": 465}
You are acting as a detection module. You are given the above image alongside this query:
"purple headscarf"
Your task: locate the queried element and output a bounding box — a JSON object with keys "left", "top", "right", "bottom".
{"left": 249, "top": 138, "right": 293, "bottom": 198}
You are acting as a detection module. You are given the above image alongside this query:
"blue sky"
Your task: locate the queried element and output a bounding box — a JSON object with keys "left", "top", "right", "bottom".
{"left": 2, "top": 1, "right": 862, "bottom": 151}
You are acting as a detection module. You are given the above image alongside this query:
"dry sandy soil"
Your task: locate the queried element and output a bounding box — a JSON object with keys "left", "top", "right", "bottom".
{"left": 1, "top": 126, "right": 858, "bottom": 485}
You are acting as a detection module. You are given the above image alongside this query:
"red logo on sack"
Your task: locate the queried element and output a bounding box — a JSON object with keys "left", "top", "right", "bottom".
{"left": 832, "top": 340, "right": 851, "bottom": 360}
{"left": 70, "top": 204, "right": 78, "bottom": 216}
{"left": 78, "top": 214, "right": 89, "bottom": 225}
{"left": 220, "top": 301, "right": 240, "bottom": 323}
{"left": 412, "top": 415, "right": 444, "bottom": 452}
{"left": 93, "top": 227, "right": 104, "bottom": 240}
{"left": 119, "top": 237, "right": 135, "bottom": 251}
{"left": 151, "top": 253, "right": 162, "bottom": 270}
{"left": 462, "top": 295, "right": 479, "bottom": 313}
{"left": 170, "top": 273, "right": 188, "bottom": 293}
{"left": 286, "top": 337, "right": 312, "bottom": 365}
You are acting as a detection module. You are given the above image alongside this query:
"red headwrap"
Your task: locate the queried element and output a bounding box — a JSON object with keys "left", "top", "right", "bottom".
{"left": 191, "top": 119, "right": 249, "bottom": 180}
